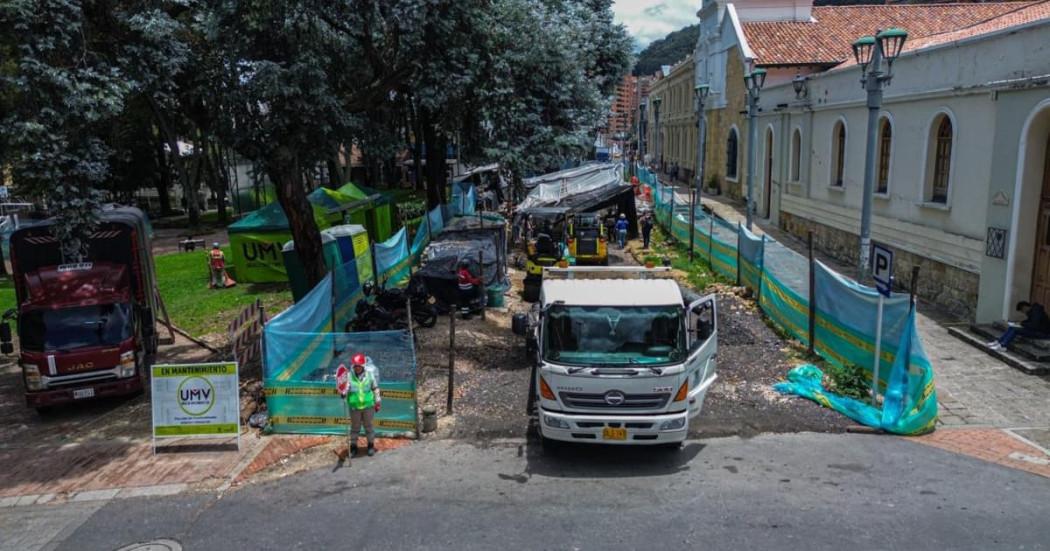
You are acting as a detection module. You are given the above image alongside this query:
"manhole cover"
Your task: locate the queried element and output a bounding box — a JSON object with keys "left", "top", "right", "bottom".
{"left": 114, "top": 540, "right": 183, "bottom": 551}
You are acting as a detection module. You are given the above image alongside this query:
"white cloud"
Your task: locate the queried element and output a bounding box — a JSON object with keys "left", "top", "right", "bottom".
{"left": 613, "top": 0, "right": 698, "bottom": 48}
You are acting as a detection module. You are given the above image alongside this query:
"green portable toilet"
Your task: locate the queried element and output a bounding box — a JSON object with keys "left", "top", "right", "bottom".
{"left": 281, "top": 224, "right": 372, "bottom": 301}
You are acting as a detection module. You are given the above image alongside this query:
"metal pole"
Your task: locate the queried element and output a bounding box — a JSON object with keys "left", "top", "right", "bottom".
{"left": 745, "top": 92, "right": 758, "bottom": 230}
{"left": 909, "top": 265, "right": 920, "bottom": 308}
{"left": 688, "top": 188, "right": 696, "bottom": 261}
{"left": 478, "top": 249, "right": 486, "bottom": 321}
{"left": 735, "top": 222, "right": 742, "bottom": 286}
{"left": 708, "top": 214, "right": 714, "bottom": 269}
{"left": 859, "top": 42, "right": 884, "bottom": 280}
{"left": 873, "top": 292, "right": 885, "bottom": 404}
{"left": 807, "top": 231, "right": 816, "bottom": 355}
{"left": 447, "top": 311, "right": 455, "bottom": 414}
{"left": 690, "top": 96, "right": 706, "bottom": 262}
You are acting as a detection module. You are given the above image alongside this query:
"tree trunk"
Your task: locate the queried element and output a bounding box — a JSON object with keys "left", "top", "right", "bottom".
{"left": 147, "top": 97, "right": 193, "bottom": 220}
{"left": 406, "top": 98, "right": 425, "bottom": 193}
{"left": 209, "top": 144, "right": 228, "bottom": 225}
{"left": 422, "top": 110, "right": 447, "bottom": 208}
{"left": 188, "top": 153, "right": 202, "bottom": 227}
{"left": 153, "top": 130, "right": 173, "bottom": 216}
{"left": 267, "top": 155, "right": 326, "bottom": 289}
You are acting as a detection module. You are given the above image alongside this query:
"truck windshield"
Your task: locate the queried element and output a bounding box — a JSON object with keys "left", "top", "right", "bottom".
{"left": 544, "top": 305, "right": 685, "bottom": 366}
{"left": 19, "top": 303, "right": 133, "bottom": 352}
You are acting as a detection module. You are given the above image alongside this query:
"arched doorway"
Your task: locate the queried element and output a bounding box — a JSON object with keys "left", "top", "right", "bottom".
{"left": 1007, "top": 99, "right": 1050, "bottom": 317}
{"left": 1031, "top": 134, "right": 1050, "bottom": 307}
{"left": 764, "top": 128, "right": 774, "bottom": 218}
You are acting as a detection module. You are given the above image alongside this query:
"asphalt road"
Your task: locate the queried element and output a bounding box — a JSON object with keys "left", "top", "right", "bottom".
{"left": 11, "top": 432, "right": 1049, "bottom": 550}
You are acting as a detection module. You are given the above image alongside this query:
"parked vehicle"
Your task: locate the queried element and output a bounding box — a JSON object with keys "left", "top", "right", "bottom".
{"left": 512, "top": 266, "right": 717, "bottom": 450}
{"left": 521, "top": 206, "right": 571, "bottom": 303}
{"left": 1, "top": 206, "right": 160, "bottom": 411}
{"left": 567, "top": 212, "right": 608, "bottom": 265}
{"left": 348, "top": 276, "right": 438, "bottom": 332}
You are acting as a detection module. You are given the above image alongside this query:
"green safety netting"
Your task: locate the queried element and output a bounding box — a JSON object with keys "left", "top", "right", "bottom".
{"left": 263, "top": 206, "right": 492, "bottom": 436}
{"left": 636, "top": 164, "right": 937, "bottom": 435}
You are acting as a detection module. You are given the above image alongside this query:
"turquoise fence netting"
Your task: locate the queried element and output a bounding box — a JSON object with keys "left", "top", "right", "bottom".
{"left": 635, "top": 164, "right": 937, "bottom": 435}
{"left": 263, "top": 205, "right": 455, "bottom": 437}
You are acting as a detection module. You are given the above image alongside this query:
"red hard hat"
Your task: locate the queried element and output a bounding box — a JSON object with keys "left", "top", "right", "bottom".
{"left": 351, "top": 353, "right": 367, "bottom": 366}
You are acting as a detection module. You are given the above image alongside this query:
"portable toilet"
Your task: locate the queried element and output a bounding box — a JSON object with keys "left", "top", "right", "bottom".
{"left": 282, "top": 224, "right": 372, "bottom": 301}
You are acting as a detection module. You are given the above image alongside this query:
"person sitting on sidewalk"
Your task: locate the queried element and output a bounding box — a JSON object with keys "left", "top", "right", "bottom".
{"left": 988, "top": 301, "right": 1050, "bottom": 350}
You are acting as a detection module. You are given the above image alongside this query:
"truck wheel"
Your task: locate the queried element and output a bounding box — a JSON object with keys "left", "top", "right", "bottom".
{"left": 540, "top": 435, "right": 562, "bottom": 454}
{"left": 522, "top": 279, "right": 540, "bottom": 303}
{"left": 34, "top": 406, "right": 55, "bottom": 417}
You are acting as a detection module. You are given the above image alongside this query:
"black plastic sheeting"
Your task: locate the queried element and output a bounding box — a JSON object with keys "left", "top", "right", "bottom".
{"left": 417, "top": 215, "right": 509, "bottom": 306}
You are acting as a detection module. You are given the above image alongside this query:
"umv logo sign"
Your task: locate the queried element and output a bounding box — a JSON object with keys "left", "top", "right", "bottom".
{"left": 241, "top": 241, "right": 279, "bottom": 261}
{"left": 177, "top": 376, "right": 216, "bottom": 416}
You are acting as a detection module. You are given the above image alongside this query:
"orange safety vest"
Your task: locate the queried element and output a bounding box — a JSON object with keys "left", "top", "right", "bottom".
{"left": 209, "top": 249, "right": 225, "bottom": 268}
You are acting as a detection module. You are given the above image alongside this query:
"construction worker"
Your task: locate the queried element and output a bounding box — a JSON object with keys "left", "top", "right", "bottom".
{"left": 457, "top": 259, "right": 481, "bottom": 317}
{"left": 208, "top": 243, "right": 226, "bottom": 288}
{"left": 345, "top": 352, "right": 381, "bottom": 457}
{"left": 615, "top": 214, "right": 628, "bottom": 249}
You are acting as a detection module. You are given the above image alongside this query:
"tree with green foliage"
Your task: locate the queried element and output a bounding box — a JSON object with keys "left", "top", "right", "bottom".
{"left": 0, "top": 0, "right": 188, "bottom": 259}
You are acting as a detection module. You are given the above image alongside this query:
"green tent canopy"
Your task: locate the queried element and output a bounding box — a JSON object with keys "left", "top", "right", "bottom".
{"left": 227, "top": 185, "right": 397, "bottom": 284}
{"left": 227, "top": 187, "right": 355, "bottom": 283}
{"left": 334, "top": 182, "right": 395, "bottom": 244}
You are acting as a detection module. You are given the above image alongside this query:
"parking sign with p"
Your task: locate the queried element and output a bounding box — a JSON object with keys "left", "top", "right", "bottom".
{"left": 871, "top": 244, "right": 894, "bottom": 297}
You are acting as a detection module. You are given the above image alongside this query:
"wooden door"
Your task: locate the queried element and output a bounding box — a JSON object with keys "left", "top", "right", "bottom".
{"left": 1032, "top": 135, "right": 1050, "bottom": 306}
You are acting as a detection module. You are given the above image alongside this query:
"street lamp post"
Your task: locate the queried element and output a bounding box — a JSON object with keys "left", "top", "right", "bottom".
{"left": 652, "top": 97, "right": 662, "bottom": 174}
{"left": 743, "top": 68, "right": 766, "bottom": 230}
{"left": 853, "top": 28, "right": 907, "bottom": 279}
{"left": 690, "top": 84, "right": 710, "bottom": 261}
{"left": 638, "top": 100, "right": 647, "bottom": 164}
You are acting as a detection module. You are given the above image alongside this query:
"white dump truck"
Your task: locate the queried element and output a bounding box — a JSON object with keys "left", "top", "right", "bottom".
{"left": 512, "top": 266, "right": 717, "bottom": 449}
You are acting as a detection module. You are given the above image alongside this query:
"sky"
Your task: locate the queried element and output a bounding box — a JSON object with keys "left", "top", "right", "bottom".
{"left": 613, "top": 0, "right": 698, "bottom": 49}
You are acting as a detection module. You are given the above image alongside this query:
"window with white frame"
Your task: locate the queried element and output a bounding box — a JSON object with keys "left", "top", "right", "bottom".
{"left": 831, "top": 120, "right": 846, "bottom": 187}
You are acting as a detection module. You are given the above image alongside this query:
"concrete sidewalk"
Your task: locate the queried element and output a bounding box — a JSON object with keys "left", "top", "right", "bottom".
{"left": 652, "top": 181, "right": 1050, "bottom": 427}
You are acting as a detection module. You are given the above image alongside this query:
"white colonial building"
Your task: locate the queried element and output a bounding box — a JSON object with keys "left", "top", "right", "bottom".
{"left": 694, "top": 0, "right": 1050, "bottom": 321}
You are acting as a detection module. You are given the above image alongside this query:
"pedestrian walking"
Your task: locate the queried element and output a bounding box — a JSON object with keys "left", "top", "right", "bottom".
{"left": 641, "top": 213, "right": 653, "bottom": 250}
{"left": 342, "top": 353, "right": 381, "bottom": 457}
{"left": 615, "top": 214, "right": 628, "bottom": 249}
{"left": 988, "top": 301, "right": 1050, "bottom": 350}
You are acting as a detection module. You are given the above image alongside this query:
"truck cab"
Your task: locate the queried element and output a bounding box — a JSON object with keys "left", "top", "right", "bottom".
{"left": 515, "top": 266, "right": 717, "bottom": 448}
{"left": 3, "top": 207, "right": 159, "bottom": 410}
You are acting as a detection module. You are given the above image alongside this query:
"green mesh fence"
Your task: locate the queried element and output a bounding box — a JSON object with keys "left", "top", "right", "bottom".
{"left": 635, "top": 165, "right": 937, "bottom": 435}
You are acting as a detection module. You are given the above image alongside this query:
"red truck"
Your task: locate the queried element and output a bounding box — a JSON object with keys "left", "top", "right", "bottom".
{"left": 0, "top": 207, "right": 160, "bottom": 411}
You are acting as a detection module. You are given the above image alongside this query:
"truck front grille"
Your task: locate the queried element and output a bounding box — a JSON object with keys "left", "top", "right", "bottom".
{"left": 559, "top": 392, "right": 670, "bottom": 410}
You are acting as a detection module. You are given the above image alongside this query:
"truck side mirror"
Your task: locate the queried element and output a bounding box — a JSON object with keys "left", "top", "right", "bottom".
{"left": 0, "top": 321, "right": 13, "bottom": 354}
{"left": 512, "top": 313, "right": 528, "bottom": 336}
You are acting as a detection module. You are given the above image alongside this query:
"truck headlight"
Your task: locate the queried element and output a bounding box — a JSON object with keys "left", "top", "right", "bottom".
{"left": 23, "top": 363, "right": 43, "bottom": 391}
{"left": 543, "top": 414, "right": 570, "bottom": 429}
{"left": 119, "top": 351, "right": 136, "bottom": 378}
{"left": 659, "top": 417, "right": 686, "bottom": 431}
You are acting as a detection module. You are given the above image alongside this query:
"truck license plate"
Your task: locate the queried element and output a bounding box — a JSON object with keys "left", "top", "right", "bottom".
{"left": 602, "top": 427, "right": 627, "bottom": 441}
{"left": 73, "top": 388, "right": 95, "bottom": 399}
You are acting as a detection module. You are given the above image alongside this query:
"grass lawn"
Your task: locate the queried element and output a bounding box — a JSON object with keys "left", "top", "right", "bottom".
{"left": 155, "top": 246, "right": 292, "bottom": 337}
{"left": 639, "top": 224, "right": 721, "bottom": 291}
{"left": 0, "top": 247, "right": 293, "bottom": 339}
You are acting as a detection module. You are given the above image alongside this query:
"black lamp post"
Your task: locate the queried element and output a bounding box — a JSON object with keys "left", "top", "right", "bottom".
{"left": 652, "top": 96, "right": 663, "bottom": 172}
{"left": 743, "top": 67, "right": 766, "bottom": 230}
{"left": 853, "top": 27, "right": 907, "bottom": 278}
{"left": 690, "top": 83, "right": 711, "bottom": 261}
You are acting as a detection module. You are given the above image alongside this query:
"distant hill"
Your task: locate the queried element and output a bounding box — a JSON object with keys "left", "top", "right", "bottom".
{"left": 632, "top": 24, "right": 699, "bottom": 77}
